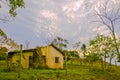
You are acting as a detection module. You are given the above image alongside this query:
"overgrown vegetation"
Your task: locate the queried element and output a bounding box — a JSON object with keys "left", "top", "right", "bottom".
{"left": 0, "top": 59, "right": 120, "bottom": 80}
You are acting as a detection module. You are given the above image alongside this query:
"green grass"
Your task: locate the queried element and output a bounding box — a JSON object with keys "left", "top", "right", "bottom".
{"left": 0, "top": 60, "right": 120, "bottom": 80}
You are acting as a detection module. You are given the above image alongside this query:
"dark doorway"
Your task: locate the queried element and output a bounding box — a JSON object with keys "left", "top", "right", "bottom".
{"left": 29, "top": 56, "right": 33, "bottom": 68}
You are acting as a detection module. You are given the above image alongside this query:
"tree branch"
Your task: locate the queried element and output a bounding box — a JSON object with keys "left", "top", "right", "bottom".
{"left": 95, "top": 12, "right": 113, "bottom": 31}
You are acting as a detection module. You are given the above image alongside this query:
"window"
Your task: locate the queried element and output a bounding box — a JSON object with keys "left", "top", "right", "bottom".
{"left": 42, "top": 56, "right": 46, "bottom": 63}
{"left": 55, "top": 57, "right": 59, "bottom": 63}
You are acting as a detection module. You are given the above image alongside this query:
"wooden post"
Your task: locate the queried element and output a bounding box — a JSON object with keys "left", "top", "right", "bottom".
{"left": 65, "top": 52, "right": 67, "bottom": 75}
{"left": 18, "top": 44, "right": 23, "bottom": 78}
{"left": 20, "top": 44, "right": 23, "bottom": 68}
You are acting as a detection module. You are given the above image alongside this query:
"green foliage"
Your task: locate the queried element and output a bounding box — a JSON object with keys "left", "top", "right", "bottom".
{"left": 94, "top": 0, "right": 120, "bottom": 63}
{"left": 81, "top": 43, "right": 87, "bottom": 56}
{"left": 88, "top": 53, "right": 100, "bottom": 62}
{"left": 51, "top": 36, "right": 69, "bottom": 51}
{"left": 66, "top": 50, "right": 79, "bottom": 59}
{"left": 0, "top": 29, "right": 7, "bottom": 38}
{"left": 9, "top": 0, "right": 25, "bottom": 17}
{"left": 87, "top": 34, "right": 116, "bottom": 58}
{"left": 30, "top": 47, "right": 47, "bottom": 69}
{"left": 81, "top": 43, "right": 86, "bottom": 51}
{"left": 1, "top": 60, "right": 120, "bottom": 80}
{"left": 85, "top": 34, "right": 118, "bottom": 71}
{"left": 0, "top": 47, "right": 8, "bottom": 60}
{"left": 0, "top": 0, "right": 24, "bottom": 38}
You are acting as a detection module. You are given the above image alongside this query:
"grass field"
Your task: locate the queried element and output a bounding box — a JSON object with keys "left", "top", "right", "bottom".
{"left": 0, "top": 60, "right": 120, "bottom": 80}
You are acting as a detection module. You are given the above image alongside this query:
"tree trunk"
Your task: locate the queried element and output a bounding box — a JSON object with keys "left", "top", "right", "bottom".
{"left": 109, "top": 57, "right": 112, "bottom": 66}
{"left": 101, "top": 58, "right": 104, "bottom": 72}
{"left": 111, "top": 23, "right": 120, "bottom": 61}
{"left": 104, "top": 56, "right": 107, "bottom": 69}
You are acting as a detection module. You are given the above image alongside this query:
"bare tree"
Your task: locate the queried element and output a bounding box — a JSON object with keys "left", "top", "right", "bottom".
{"left": 0, "top": 37, "right": 19, "bottom": 50}
{"left": 94, "top": 0, "right": 120, "bottom": 61}
{"left": 73, "top": 41, "right": 80, "bottom": 51}
{"left": 24, "top": 40, "right": 30, "bottom": 49}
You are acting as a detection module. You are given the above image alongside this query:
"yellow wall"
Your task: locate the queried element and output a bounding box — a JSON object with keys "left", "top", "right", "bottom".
{"left": 48, "top": 45, "right": 63, "bottom": 69}
{"left": 40, "top": 45, "right": 63, "bottom": 69}
{"left": 11, "top": 52, "right": 33, "bottom": 68}
{"left": 10, "top": 45, "right": 63, "bottom": 69}
{"left": 22, "top": 52, "right": 33, "bottom": 68}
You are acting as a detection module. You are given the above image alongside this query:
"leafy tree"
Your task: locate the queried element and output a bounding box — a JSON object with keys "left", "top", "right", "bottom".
{"left": 51, "top": 36, "right": 69, "bottom": 75}
{"left": 81, "top": 43, "right": 86, "bottom": 57}
{"left": 94, "top": 0, "right": 120, "bottom": 61}
{"left": 87, "top": 35, "right": 103, "bottom": 70}
{"left": 86, "top": 45, "right": 100, "bottom": 69}
{"left": 0, "top": 0, "right": 25, "bottom": 18}
{"left": 0, "top": 29, "right": 7, "bottom": 38}
{"left": 51, "top": 36, "right": 69, "bottom": 51}
{"left": 65, "top": 50, "right": 79, "bottom": 65}
{"left": 87, "top": 34, "right": 119, "bottom": 71}
{"left": 0, "top": 0, "right": 25, "bottom": 37}
{"left": 30, "top": 46, "right": 43, "bottom": 68}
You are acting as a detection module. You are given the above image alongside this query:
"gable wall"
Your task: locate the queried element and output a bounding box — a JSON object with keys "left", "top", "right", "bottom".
{"left": 47, "top": 45, "right": 63, "bottom": 69}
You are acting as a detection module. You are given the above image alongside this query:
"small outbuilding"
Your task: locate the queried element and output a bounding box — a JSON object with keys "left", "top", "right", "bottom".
{"left": 8, "top": 44, "right": 64, "bottom": 69}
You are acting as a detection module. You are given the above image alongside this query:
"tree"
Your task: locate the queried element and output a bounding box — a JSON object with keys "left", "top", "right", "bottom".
{"left": 72, "top": 41, "right": 81, "bottom": 56}
{"left": 65, "top": 50, "right": 79, "bottom": 65}
{"left": 51, "top": 36, "right": 69, "bottom": 75}
{"left": 0, "top": 0, "right": 25, "bottom": 37}
{"left": 86, "top": 45, "right": 100, "bottom": 70}
{"left": 51, "top": 36, "right": 69, "bottom": 51}
{"left": 73, "top": 41, "right": 80, "bottom": 50}
{"left": 32, "top": 46, "right": 45, "bottom": 68}
{"left": 81, "top": 43, "right": 86, "bottom": 57}
{"left": 0, "top": 37, "right": 19, "bottom": 49}
{"left": 94, "top": 0, "right": 120, "bottom": 61}
{"left": 0, "top": 37, "right": 19, "bottom": 71}
{"left": 24, "top": 40, "right": 30, "bottom": 49}
{"left": 87, "top": 34, "right": 118, "bottom": 71}
{"left": 0, "top": 29, "right": 7, "bottom": 38}
{"left": 0, "top": 0, "right": 25, "bottom": 18}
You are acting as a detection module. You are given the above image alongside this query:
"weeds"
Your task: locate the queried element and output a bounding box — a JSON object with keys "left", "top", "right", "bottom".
{"left": 0, "top": 60, "right": 120, "bottom": 80}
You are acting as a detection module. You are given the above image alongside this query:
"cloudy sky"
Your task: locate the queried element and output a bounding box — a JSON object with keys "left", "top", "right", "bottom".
{"left": 0, "top": 0, "right": 120, "bottom": 49}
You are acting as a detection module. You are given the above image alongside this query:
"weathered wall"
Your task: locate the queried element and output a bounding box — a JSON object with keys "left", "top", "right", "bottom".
{"left": 11, "top": 52, "right": 33, "bottom": 68}
{"left": 40, "top": 45, "right": 63, "bottom": 69}
{"left": 47, "top": 45, "right": 63, "bottom": 69}
{"left": 9, "top": 45, "right": 63, "bottom": 69}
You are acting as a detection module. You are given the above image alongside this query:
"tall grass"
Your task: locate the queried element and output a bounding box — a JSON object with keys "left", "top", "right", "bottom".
{"left": 0, "top": 60, "right": 120, "bottom": 80}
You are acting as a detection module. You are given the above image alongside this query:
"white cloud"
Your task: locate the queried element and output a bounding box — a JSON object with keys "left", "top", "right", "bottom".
{"left": 23, "top": 0, "right": 119, "bottom": 48}
{"left": 40, "top": 10, "right": 57, "bottom": 20}
{"left": 62, "top": 0, "right": 83, "bottom": 12}
{"left": 1, "top": 0, "right": 120, "bottom": 48}
{"left": 33, "top": 9, "right": 60, "bottom": 38}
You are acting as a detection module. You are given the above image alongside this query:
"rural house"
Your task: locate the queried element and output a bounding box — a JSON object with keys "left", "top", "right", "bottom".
{"left": 8, "top": 44, "right": 64, "bottom": 69}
